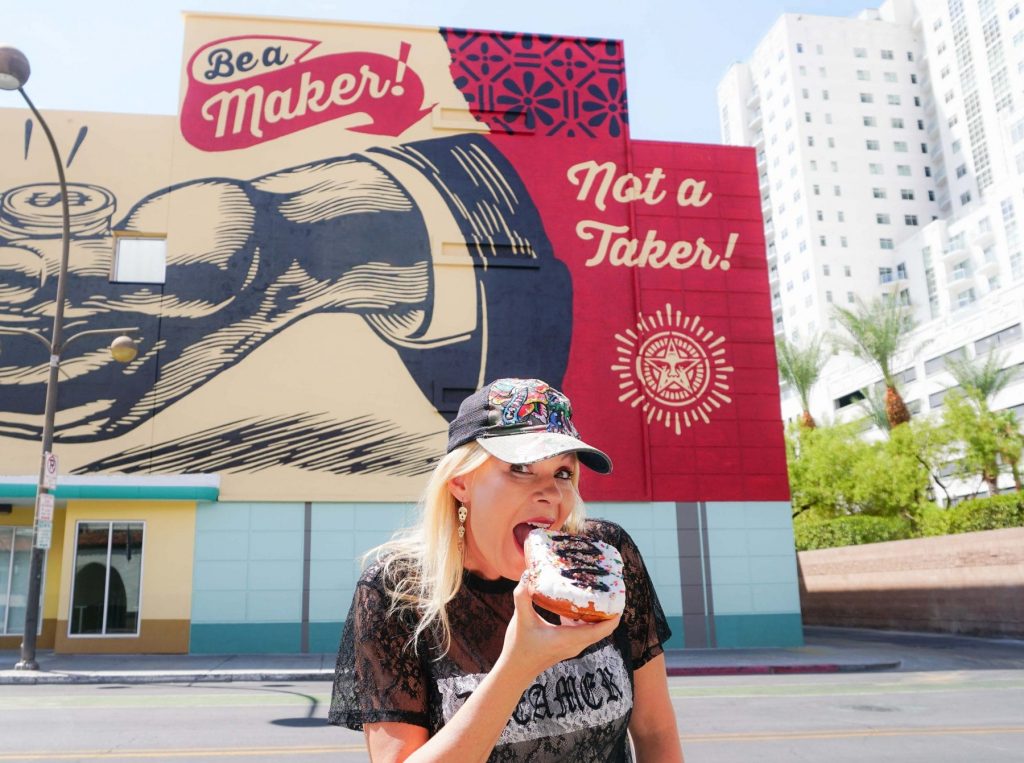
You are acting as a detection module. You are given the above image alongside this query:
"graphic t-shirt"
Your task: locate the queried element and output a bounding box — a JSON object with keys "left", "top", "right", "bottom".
{"left": 329, "top": 519, "right": 671, "bottom": 762}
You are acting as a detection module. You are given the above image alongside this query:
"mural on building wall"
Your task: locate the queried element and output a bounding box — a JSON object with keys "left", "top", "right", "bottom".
{"left": 0, "top": 15, "right": 787, "bottom": 503}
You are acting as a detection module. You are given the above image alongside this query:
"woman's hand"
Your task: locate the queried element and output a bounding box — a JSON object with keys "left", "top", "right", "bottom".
{"left": 498, "top": 577, "right": 621, "bottom": 682}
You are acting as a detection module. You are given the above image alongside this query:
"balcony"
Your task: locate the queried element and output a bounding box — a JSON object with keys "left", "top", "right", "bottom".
{"left": 746, "top": 89, "right": 760, "bottom": 108}
{"left": 748, "top": 110, "right": 763, "bottom": 130}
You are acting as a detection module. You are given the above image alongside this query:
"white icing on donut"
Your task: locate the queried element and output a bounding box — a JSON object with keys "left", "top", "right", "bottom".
{"left": 524, "top": 529, "right": 626, "bottom": 618}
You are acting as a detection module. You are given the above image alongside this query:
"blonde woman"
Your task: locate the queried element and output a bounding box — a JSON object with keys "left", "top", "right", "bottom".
{"left": 329, "top": 378, "right": 683, "bottom": 762}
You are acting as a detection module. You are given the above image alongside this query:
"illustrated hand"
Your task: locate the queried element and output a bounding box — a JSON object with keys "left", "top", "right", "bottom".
{"left": 500, "top": 577, "right": 621, "bottom": 681}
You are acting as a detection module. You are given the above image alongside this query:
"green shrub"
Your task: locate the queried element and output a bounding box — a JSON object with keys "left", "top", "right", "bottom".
{"left": 916, "top": 504, "right": 951, "bottom": 537}
{"left": 794, "top": 514, "right": 913, "bottom": 551}
{"left": 795, "top": 494, "right": 1024, "bottom": 549}
{"left": 944, "top": 493, "right": 1024, "bottom": 534}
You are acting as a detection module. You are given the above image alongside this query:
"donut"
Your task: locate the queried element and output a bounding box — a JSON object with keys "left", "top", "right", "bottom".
{"left": 523, "top": 529, "right": 626, "bottom": 622}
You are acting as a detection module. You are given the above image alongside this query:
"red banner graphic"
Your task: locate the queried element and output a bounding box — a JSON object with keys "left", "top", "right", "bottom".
{"left": 181, "top": 36, "right": 434, "bottom": 151}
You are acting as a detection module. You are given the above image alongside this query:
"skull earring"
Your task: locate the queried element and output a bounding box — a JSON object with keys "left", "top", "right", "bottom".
{"left": 458, "top": 504, "right": 468, "bottom": 547}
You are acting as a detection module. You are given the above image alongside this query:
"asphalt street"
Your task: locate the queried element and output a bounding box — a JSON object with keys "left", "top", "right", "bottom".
{"left": 1, "top": 628, "right": 1022, "bottom": 762}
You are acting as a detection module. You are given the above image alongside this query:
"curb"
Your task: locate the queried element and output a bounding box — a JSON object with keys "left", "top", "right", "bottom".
{"left": 665, "top": 660, "right": 901, "bottom": 677}
{"left": 1, "top": 661, "right": 900, "bottom": 685}
{"left": 0, "top": 669, "right": 335, "bottom": 686}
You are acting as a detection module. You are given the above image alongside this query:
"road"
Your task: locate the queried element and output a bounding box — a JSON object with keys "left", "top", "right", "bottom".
{"left": 1, "top": 668, "right": 1023, "bottom": 762}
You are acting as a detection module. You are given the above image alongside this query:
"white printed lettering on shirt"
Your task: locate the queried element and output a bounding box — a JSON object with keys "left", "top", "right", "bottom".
{"left": 437, "top": 643, "right": 632, "bottom": 746}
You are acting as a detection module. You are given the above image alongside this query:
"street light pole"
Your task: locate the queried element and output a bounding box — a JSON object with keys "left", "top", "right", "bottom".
{"left": 0, "top": 46, "right": 138, "bottom": 670}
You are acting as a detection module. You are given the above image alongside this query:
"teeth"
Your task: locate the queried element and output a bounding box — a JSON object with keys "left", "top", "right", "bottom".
{"left": 528, "top": 522, "right": 550, "bottom": 529}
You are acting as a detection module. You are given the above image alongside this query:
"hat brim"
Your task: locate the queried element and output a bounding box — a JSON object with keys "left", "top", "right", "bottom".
{"left": 477, "top": 431, "right": 613, "bottom": 474}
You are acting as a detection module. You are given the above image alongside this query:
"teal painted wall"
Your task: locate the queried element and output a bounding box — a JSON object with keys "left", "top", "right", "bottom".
{"left": 190, "top": 499, "right": 801, "bottom": 653}
{"left": 704, "top": 501, "right": 803, "bottom": 647}
{"left": 191, "top": 501, "right": 305, "bottom": 653}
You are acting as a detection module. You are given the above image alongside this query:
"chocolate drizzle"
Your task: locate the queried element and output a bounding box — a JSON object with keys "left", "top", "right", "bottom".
{"left": 551, "top": 535, "right": 611, "bottom": 592}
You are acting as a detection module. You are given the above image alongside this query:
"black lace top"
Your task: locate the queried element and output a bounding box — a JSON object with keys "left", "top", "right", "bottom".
{"left": 329, "top": 519, "right": 671, "bottom": 762}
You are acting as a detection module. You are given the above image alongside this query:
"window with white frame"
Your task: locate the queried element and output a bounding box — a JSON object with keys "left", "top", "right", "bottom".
{"left": 112, "top": 236, "right": 167, "bottom": 284}
{"left": 0, "top": 527, "right": 43, "bottom": 635}
{"left": 69, "top": 522, "right": 144, "bottom": 636}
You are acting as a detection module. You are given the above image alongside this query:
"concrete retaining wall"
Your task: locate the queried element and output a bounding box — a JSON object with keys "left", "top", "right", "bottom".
{"left": 797, "top": 528, "right": 1024, "bottom": 637}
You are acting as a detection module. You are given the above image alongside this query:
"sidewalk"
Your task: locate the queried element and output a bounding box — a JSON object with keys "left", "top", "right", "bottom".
{"left": 3, "top": 626, "right": 1021, "bottom": 685}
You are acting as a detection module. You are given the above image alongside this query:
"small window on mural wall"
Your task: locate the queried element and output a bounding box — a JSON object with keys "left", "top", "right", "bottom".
{"left": 112, "top": 236, "right": 166, "bottom": 284}
{"left": 69, "top": 522, "right": 144, "bottom": 636}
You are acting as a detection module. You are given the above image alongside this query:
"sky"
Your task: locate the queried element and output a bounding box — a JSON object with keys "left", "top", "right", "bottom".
{"left": 4, "top": 0, "right": 873, "bottom": 145}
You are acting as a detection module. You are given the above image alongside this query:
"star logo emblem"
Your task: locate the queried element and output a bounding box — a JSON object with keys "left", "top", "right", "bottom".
{"left": 611, "top": 304, "right": 733, "bottom": 434}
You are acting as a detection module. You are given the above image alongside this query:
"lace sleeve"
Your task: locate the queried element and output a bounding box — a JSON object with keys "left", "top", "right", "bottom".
{"left": 591, "top": 520, "right": 672, "bottom": 670}
{"left": 328, "top": 567, "right": 430, "bottom": 730}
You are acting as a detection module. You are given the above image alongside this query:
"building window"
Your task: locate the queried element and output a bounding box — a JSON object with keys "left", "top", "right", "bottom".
{"left": 891, "top": 117, "right": 904, "bottom": 128}
{"left": 956, "top": 164, "right": 968, "bottom": 178}
{"left": 841, "top": 236, "right": 849, "bottom": 247}
{"left": 869, "top": 163, "right": 883, "bottom": 174}
{"left": 112, "top": 236, "right": 167, "bottom": 284}
{"left": 975, "top": 323, "right": 1023, "bottom": 354}
{"left": 880, "top": 238, "right": 894, "bottom": 249}
{"left": 854, "top": 47, "right": 867, "bottom": 58}
{"left": 876, "top": 213, "right": 891, "bottom": 224}
{"left": 956, "top": 288, "right": 976, "bottom": 309}
{"left": 897, "top": 165, "right": 912, "bottom": 176}
{"left": 826, "top": 290, "right": 833, "bottom": 302}
{"left": 921, "top": 142, "right": 928, "bottom": 153}
{"left": 879, "top": 266, "right": 893, "bottom": 283}
{"left": 961, "top": 191, "right": 973, "bottom": 204}
{"left": 857, "top": 69, "right": 871, "bottom": 80}
{"left": 888, "top": 94, "right": 901, "bottom": 105}
{"left": 822, "top": 89, "right": 829, "bottom": 100}
{"left": 0, "top": 527, "right": 41, "bottom": 635}
{"left": 873, "top": 187, "right": 887, "bottom": 198}
{"left": 894, "top": 141, "right": 908, "bottom": 152}
{"left": 796, "top": 43, "right": 804, "bottom": 52}
{"left": 837, "top": 210, "right": 844, "bottom": 221}
{"left": 860, "top": 93, "right": 874, "bottom": 103}
{"left": 823, "top": 264, "right": 831, "bottom": 276}
{"left": 845, "top": 265, "right": 852, "bottom": 277}
{"left": 896, "top": 262, "right": 907, "bottom": 279}
{"left": 863, "top": 115, "right": 877, "bottom": 126}
{"left": 70, "top": 522, "right": 145, "bottom": 636}
{"left": 834, "top": 185, "right": 842, "bottom": 196}
{"left": 928, "top": 190, "right": 936, "bottom": 201}
{"left": 901, "top": 189, "right": 914, "bottom": 200}
{"left": 905, "top": 215, "right": 919, "bottom": 225}
{"left": 881, "top": 49, "right": 894, "bottom": 60}
{"left": 847, "top": 291, "right": 855, "bottom": 303}
{"left": 866, "top": 139, "right": 880, "bottom": 150}
{"left": 884, "top": 71, "right": 898, "bottom": 82}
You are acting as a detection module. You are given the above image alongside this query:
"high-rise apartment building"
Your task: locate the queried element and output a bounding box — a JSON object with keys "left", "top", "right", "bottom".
{"left": 719, "top": 0, "right": 1024, "bottom": 470}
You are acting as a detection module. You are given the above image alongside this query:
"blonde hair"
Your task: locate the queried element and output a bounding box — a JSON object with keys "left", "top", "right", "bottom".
{"left": 366, "top": 441, "right": 587, "bottom": 655}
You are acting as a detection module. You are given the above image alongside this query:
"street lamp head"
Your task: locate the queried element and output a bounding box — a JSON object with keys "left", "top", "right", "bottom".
{"left": 110, "top": 335, "right": 138, "bottom": 364}
{"left": 0, "top": 46, "right": 30, "bottom": 91}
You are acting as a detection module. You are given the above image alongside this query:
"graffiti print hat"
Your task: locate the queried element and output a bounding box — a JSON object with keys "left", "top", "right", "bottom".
{"left": 447, "top": 378, "right": 613, "bottom": 474}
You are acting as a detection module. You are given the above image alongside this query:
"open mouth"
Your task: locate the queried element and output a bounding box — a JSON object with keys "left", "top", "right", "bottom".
{"left": 513, "top": 521, "right": 550, "bottom": 552}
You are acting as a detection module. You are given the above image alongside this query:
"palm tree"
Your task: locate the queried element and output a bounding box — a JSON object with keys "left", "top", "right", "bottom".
{"left": 831, "top": 295, "right": 916, "bottom": 428}
{"left": 776, "top": 334, "right": 826, "bottom": 428}
{"left": 944, "top": 350, "right": 1014, "bottom": 405}
{"left": 944, "top": 350, "right": 1023, "bottom": 492}
{"left": 857, "top": 384, "right": 891, "bottom": 434}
